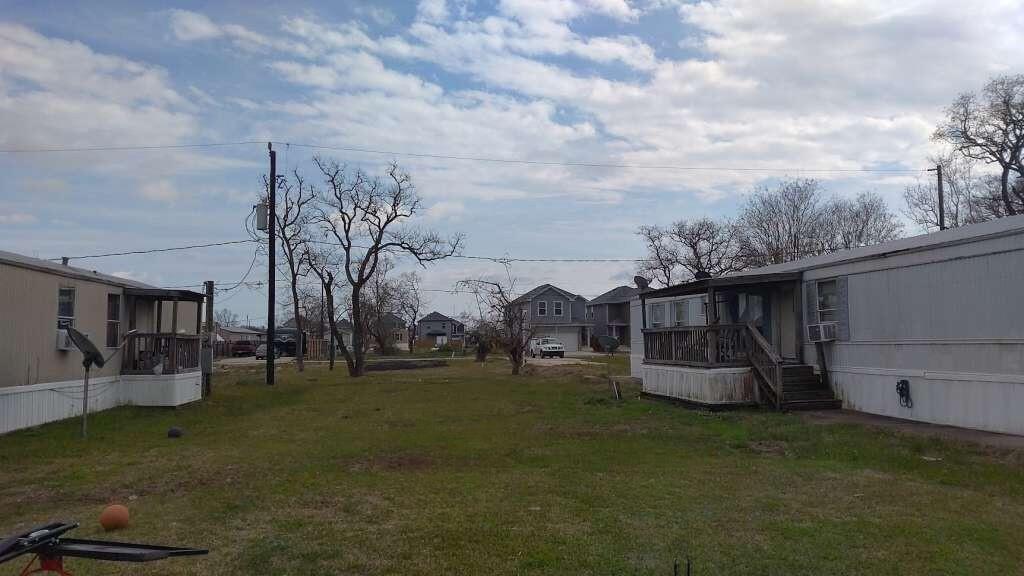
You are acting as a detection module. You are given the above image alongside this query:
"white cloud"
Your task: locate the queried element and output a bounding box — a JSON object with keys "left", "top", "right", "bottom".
{"left": 417, "top": 0, "right": 449, "bottom": 24}
{"left": 0, "top": 212, "right": 37, "bottom": 225}
{"left": 139, "top": 180, "right": 180, "bottom": 202}
{"left": 168, "top": 9, "right": 222, "bottom": 41}
{"left": 425, "top": 200, "right": 467, "bottom": 220}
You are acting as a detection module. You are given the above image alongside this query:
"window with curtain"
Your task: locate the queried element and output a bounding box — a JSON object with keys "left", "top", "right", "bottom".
{"left": 106, "top": 294, "right": 121, "bottom": 347}
{"left": 57, "top": 287, "right": 75, "bottom": 329}
{"left": 817, "top": 279, "right": 838, "bottom": 322}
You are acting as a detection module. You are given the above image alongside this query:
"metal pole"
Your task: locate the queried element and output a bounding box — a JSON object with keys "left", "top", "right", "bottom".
{"left": 266, "top": 143, "right": 277, "bottom": 386}
{"left": 936, "top": 163, "right": 946, "bottom": 230}
{"left": 80, "top": 367, "right": 90, "bottom": 438}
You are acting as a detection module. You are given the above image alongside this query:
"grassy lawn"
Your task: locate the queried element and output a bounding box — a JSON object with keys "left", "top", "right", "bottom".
{"left": 2, "top": 358, "right": 1023, "bottom": 575}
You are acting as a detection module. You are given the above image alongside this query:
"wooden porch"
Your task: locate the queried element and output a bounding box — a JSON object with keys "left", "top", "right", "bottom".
{"left": 121, "top": 287, "right": 206, "bottom": 376}
{"left": 122, "top": 333, "right": 201, "bottom": 375}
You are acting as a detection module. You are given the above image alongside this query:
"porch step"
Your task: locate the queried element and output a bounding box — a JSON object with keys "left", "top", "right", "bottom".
{"left": 781, "top": 364, "right": 815, "bottom": 378}
{"left": 783, "top": 388, "right": 836, "bottom": 401}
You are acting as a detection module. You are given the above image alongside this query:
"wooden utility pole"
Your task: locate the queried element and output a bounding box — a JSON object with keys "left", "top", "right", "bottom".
{"left": 266, "top": 143, "right": 277, "bottom": 386}
{"left": 203, "top": 280, "right": 214, "bottom": 397}
{"left": 929, "top": 164, "right": 946, "bottom": 230}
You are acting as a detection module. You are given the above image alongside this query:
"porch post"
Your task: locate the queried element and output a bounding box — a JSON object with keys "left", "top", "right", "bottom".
{"left": 707, "top": 286, "right": 719, "bottom": 365}
{"left": 156, "top": 300, "right": 163, "bottom": 333}
{"left": 171, "top": 298, "right": 179, "bottom": 373}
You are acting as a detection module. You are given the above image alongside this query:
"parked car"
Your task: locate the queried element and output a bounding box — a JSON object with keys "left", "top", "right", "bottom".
{"left": 231, "top": 340, "right": 256, "bottom": 357}
{"left": 255, "top": 343, "right": 280, "bottom": 360}
{"left": 529, "top": 337, "right": 565, "bottom": 358}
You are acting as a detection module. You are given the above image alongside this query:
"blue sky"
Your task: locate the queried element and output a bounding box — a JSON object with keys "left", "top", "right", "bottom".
{"left": 1, "top": 0, "right": 1022, "bottom": 324}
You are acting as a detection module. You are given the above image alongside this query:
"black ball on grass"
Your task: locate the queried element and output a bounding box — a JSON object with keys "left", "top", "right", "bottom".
{"left": 167, "top": 426, "right": 183, "bottom": 438}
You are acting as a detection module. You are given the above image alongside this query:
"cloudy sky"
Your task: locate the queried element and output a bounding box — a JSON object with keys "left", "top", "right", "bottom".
{"left": 1, "top": 0, "right": 1022, "bottom": 323}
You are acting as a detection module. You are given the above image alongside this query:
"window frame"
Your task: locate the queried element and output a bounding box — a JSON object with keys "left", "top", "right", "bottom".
{"left": 57, "top": 286, "right": 76, "bottom": 329}
{"left": 553, "top": 301, "right": 563, "bottom": 317}
{"left": 816, "top": 279, "right": 838, "bottom": 323}
{"left": 537, "top": 301, "right": 547, "bottom": 316}
{"left": 649, "top": 303, "right": 666, "bottom": 328}
{"left": 672, "top": 300, "right": 687, "bottom": 326}
{"left": 106, "top": 293, "right": 121, "bottom": 348}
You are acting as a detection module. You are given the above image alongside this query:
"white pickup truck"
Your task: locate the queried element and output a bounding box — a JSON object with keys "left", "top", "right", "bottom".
{"left": 529, "top": 337, "right": 565, "bottom": 359}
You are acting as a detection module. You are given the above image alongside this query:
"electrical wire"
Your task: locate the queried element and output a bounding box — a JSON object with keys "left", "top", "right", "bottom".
{"left": 51, "top": 239, "right": 259, "bottom": 262}
{"left": 0, "top": 141, "right": 264, "bottom": 153}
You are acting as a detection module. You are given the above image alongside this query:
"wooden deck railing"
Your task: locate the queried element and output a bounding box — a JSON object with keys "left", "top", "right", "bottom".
{"left": 745, "top": 322, "right": 783, "bottom": 408}
{"left": 642, "top": 324, "right": 750, "bottom": 367}
{"left": 122, "top": 333, "right": 201, "bottom": 375}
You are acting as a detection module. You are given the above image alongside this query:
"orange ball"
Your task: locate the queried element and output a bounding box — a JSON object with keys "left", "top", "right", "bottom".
{"left": 99, "top": 504, "right": 130, "bottom": 531}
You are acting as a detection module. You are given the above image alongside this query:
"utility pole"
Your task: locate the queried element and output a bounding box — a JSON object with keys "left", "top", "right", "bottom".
{"left": 928, "top": 163, "right": 946, "bottom": 230}
{"left": 203, "top": 280, "right": 214, "bottom": 397}
{"left": 266, "top": 142, "right": 277, "bottom": 386}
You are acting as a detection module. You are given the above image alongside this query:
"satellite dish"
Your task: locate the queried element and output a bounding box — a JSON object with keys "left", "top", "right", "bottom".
{"left": 694, "top": 270, "right": 712, "bottom": 280}
{"left": 65, "top": 326, "right": 105, "bottom": 369}
{"left": 633, "top": 276, "right": 650, "bottom": 290}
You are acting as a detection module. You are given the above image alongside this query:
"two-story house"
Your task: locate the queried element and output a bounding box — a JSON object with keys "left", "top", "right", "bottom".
{"left": 511, "top": 284, "right": 590, "bottom": 352}
{"left": 585, "top": 285, "right": 638, "bottom": 349}
{"left": 417, "top": 312, "right": 465, "bottom": 346}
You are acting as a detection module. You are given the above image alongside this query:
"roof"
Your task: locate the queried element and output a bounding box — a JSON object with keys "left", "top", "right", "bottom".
{"left": 730, "top": 214, "right": 1024, "bottom": 277}
{"left": 0, "top": 248, "right": 204, "bottom": 300}
{"left": 643, "top": 215, "right": 1024, "bottom": 299}
{"left": 419, "top": 311, "right": 462, "bottom": 324}
{"left": 511, "top": 283, "right": 586, "bottom": 305}
{"left": 587, "top": 285, "right": 638, "bottom": 306}
{"left": 219, "top": 326, "right": 263, "bottom": 335}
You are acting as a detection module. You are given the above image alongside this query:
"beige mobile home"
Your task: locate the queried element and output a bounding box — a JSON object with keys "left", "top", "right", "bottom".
{"left": 1, "top": 249, "right": 206, "bottom": 434}
{"left": 631, "top": 216, "right": 1024, "bottom": 435}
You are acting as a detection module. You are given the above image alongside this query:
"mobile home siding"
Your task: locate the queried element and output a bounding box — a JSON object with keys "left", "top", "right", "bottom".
{"left": 803, "top": 231, "right": 1024, "bottom": 434}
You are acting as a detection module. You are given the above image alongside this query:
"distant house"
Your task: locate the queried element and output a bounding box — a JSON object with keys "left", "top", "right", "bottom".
{"left": 1, "top": 249, "right": 206, "bottom": 435}
{"left": 417, "top": 312, "right": 465, "bottom": 346}
{"left": 631, "top": 216, "right": 1024, "bottom": 435}
{"left": 586, "top": 285, "right": 638, "bottom": 349}
{"left": 511, "top": 284, "right": 591, "bottom": 352}
{"left": 371, "top": 312, "right": 408, "bottom": 349}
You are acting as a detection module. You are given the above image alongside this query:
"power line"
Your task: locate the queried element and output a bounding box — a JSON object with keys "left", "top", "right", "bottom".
{"left": 0, "top": 141, "right": 264, "bottom": 154}
{"left": 51, "top": 239, "right": 258, "bottom": 262}
{"left": 277, "top": 141, "right": 926, "bottom": 173}
{"left": 0, "top": 138, "right": 926, "bottom": 173}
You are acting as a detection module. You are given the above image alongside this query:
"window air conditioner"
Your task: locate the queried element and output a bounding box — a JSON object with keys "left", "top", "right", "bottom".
{"left": 806, "top": 323, "right": 837, "bottom": 343}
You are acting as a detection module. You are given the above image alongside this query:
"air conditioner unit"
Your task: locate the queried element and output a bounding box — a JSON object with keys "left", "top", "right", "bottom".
{"left": 56, "top": 329, "right": 73, "bottom": 351}
{"left": 807, "top": 323, "right": 837, "bottom": 343}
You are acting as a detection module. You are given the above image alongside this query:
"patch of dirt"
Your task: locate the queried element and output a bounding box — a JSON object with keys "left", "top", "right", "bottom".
{"left": 344, "top": 453, "right": 435, "bottom": 473}
{"left": 747, "top": 440, "right": 790, "bottom": 456}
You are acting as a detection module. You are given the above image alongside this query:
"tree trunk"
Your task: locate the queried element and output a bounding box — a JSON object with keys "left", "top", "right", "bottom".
{"left": 323, "top": 287, "right": 352, "bottom": 373}
{"left": 1001, "top": 167, "right": 1018, "bottom": 216}
{"left": 290, "top": 279, "right": 305, "bottom": 372}
{"left": 350, "top": 290, "right": 366, "bottom": 377}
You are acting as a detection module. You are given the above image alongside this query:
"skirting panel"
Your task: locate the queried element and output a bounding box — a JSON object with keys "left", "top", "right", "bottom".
{"left": 1, "top": 372, "right": 202, "bottom": 435}
{"left": 641, "top": 363, "right": 755, "bottom": 406}
{"left": 831, "top": 366, "right": 1024, "bottom": 435}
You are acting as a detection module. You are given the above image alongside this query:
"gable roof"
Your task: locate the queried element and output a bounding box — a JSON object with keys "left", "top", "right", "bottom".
{"left": 511, "top": 283, "right": 585, "bottom": 305}
{"left": 419, "top": 311, "right": 461, "bottom": 324}
{"left": 587, "top": 285, "right": 638, "bottom": 306}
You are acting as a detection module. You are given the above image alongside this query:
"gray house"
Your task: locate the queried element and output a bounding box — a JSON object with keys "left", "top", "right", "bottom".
{"left": 586, "top": 285, "right": 638, "bottom": 349}
{"left": 417, "top": 312, "right": 465, "bottom": 345}
{"left": 512, "top": 284, "right": 590, "bottom": 352}
{"left": 631, "top": 215, "right": 1024, "bottom": 435}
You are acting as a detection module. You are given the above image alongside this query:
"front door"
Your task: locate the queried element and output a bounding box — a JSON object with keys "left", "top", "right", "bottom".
{"left": 777, "top": 285, "right": 798, "bottom": 360}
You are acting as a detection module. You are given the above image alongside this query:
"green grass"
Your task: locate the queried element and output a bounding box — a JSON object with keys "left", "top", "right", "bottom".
{"left": 2, "top": 358, "right": 1023, "bottom": 575}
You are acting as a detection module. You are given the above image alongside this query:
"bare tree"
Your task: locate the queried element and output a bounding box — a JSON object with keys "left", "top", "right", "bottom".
{"left": 636, "top": 224, "right": 681, "bottom": 287}
{"left": 312, "top": 158, "right": 462, "bottom": 376}
{"left": 264, "top": 169, "right": 315, "bottom": 372}
{"left": 363, "top": 258, "right": 403, "bottom": 355}
{"left": 214, "top": 308, "right": 239, "bottom": 327}
{"left": 903, "top": 152, "right": 995, "bottom": 230}
{"left": 821, "top": 191, "right": 903, "bottom": 250}
{"left": 304, "top": 243, "right": 351, "bottom": 371}
{"left": 396, "top": 272, "right": 425, "bottom": 353}
{"left": 669, "top": 218, "right": 745, "bottom": 278}
{"left": 934, "top": 74, "right": 1024, "bottom": 216}
{"left": 736, "top": 178, "right": 828, "bottom": 266}
{"left": 457, "top": 278, "right": 534, "bottom": 375}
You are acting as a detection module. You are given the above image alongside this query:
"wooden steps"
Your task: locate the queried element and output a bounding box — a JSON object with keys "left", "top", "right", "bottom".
{"left": 777, "top": 364, "right": 841, "bottom": 411}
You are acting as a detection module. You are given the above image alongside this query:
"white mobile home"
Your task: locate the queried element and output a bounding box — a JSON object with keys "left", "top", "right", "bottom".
{"left": 0, "top": 249, "right": 206, "bottom": 434}
{"left": 631, "top": 216, "right": 1024, "bottom": 435}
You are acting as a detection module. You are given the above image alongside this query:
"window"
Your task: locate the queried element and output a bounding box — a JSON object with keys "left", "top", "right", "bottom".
{"left": 672, "top": 300, "right": 687, "bottom": 326}
{"left": 649, "top": 303, "right": 665, "bottom": 327}
{"left": 537, "top": 301, "right": 547, "bottom": 316}
{"left": 817, "top": 279, "right": 838, "bottom": 322}
{"left": 106, "top": 294, "right": 121, "bottom": 347}
{"left": 57, "top": 287, "right": 75, "bottom": 329}
{"left": 586, "top": 307, "right": 594, "bottom": 320}
{"left": 553, "top": 301, "right": 563, "bottom": 316}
